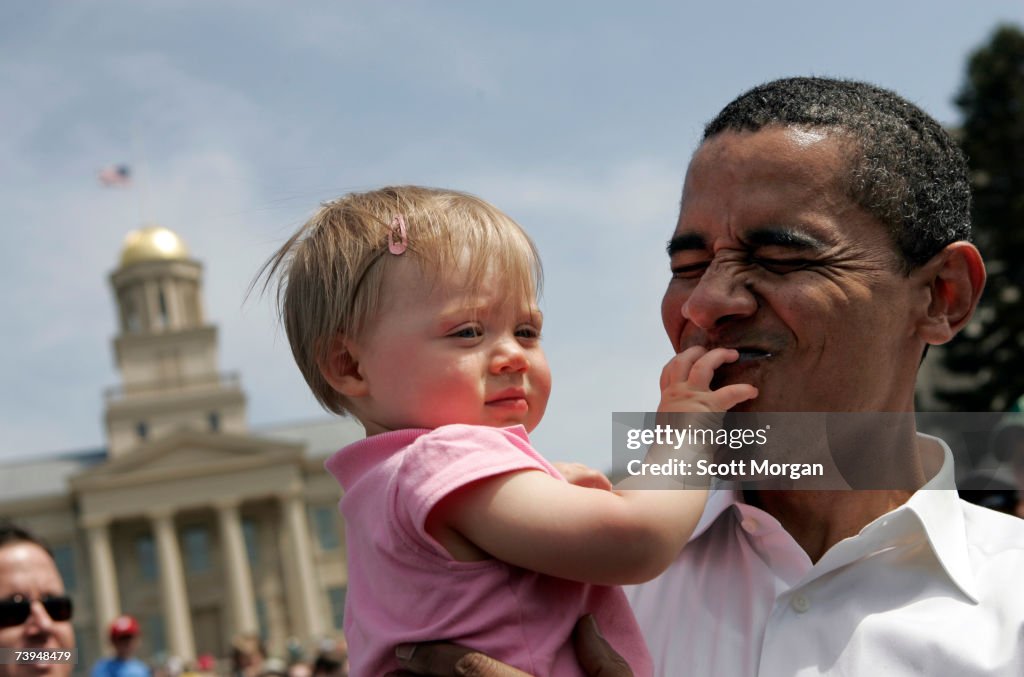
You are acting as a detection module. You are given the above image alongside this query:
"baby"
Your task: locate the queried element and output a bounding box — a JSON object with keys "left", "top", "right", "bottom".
{"left": 261, "top": 186, "right": 755, "bottom": 675}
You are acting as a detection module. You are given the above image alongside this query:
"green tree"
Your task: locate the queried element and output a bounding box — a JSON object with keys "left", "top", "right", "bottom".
{"left": 939, "top": 24, "right": 1024, "bottom": 411}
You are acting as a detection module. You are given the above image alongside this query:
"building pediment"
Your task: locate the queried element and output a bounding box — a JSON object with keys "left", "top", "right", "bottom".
{"left": 71, "top": 429, "right": 313, "bottom": 523}
{"left": 70, "top": 429, "right": 304, "bottom": 493}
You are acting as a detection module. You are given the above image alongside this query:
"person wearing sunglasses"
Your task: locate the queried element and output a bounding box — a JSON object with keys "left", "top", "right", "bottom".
{"left": 0, "top": 524, "right": 75, "bottom": 677}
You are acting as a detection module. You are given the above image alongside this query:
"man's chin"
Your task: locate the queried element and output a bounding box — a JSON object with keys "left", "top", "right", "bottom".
{"left": 728, "top": 399, "right": 759, "bottom": 413}
{"left": 6, "top": 664, "right": 72, "bottom": 677}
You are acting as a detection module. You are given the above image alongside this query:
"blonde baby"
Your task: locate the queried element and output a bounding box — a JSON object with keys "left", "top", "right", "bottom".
{"left": 261, "top": 186, "right": 756, "bottom": 676}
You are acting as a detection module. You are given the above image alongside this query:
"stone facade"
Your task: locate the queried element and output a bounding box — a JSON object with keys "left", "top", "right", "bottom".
{"left": 0, "top": 226, "right": 360, "bottom": 670}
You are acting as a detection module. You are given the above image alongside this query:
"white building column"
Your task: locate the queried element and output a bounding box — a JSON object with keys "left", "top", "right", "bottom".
{"left": 215, "top": 499, "right": 258, "bottom": 636}
{"left": 150, "top": 510, "right": 196, "bottom": 661}
{"left": 83, "top": 516, "right": 120, "bottom": 651}
{"left": 279, "top": 492, "right": 324, "bottom": 640}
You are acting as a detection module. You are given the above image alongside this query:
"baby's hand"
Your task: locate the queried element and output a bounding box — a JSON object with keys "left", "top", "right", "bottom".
{"left": 658, "top": 346, "right": 758, "bottom": 413}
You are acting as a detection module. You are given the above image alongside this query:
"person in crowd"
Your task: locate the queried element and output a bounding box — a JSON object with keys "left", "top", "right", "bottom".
{"left": 311, "top": 650, "right": 346, "bottom": 677}
{"left": 285, "top": 660, "right": 312, "bottom": 677}
{"left": 310, "top": 637, "right": 347, "bottom": 677}
{"left": 91, "top": 615, "right": 151, "bottom": 677}
{"left": 230, "top": 633, "right": 266, "bottom": 677}
{"left": 393, "top": 77, "right": 1024, "bottom": 676}
{"left": 257, "top": 657, "right": 288, "bottom": 677}
{"left": 0, "top": 524, "right": 75, "bottom": 677}
{"left": 180, "top": 653, "right": 216, "bottom": 677}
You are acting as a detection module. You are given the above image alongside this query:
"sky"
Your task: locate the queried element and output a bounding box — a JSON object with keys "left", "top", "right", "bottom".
{"left": 2, "top": 1, "right": 1022, "bottom": 472}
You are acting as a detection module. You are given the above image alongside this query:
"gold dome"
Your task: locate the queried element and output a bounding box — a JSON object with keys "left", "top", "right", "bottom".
{"left": 119, "top": 225, "right": 190, "bottom": 266}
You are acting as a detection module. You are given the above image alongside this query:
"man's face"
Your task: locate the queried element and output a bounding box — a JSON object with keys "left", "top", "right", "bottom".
{"left": 112, "top": 635, "right": 139, "bottom": 659}
{"left": 0, "top": 543, "right": 75, "bottom": 677}
{"left": 661, "top": 127, "right": 926, "bottom": 413}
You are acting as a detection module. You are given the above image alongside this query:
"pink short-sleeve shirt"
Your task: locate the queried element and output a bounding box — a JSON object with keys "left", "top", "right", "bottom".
{"left": 325, "top": 424, "right": 652, "bottom": 676}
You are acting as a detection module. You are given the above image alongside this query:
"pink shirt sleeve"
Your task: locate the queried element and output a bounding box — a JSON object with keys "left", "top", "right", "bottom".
{"left": 394, "top": 424, "right": 554, "bottom": 559}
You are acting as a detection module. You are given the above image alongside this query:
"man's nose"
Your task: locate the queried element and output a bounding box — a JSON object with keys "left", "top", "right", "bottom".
{"left": 681, "top": 260, "right": 757, "bottom": 329}
{"left": 24, "top": 599, "right": 55, "bottom": 635}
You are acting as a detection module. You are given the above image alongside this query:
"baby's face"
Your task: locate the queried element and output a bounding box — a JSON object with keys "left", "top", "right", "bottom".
{"left": 350, "top": 258, "right": 550, "bottom": 436}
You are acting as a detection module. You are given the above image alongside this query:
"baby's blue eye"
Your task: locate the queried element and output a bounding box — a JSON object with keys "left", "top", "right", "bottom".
{"left": 451, "top": 326, "right": 483, "bottom": 339}
{"left": 516, "top": 326, "right": 541, "bottom": 340}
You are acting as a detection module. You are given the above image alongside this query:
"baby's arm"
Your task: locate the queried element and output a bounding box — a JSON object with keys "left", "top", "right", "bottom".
{"left": 427, "top": 347, "right": 755, "bottom": 586}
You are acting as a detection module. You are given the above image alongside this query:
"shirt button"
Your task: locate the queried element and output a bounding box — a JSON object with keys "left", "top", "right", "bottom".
{"left": 741, "top": 518, "right": 759, "bottom": 533}
{"left": 791, "top": 593, "right": 811, "bottom": 613}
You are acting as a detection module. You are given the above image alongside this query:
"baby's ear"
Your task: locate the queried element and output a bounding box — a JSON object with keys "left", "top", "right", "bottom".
{"left": 318, "top": 334, "right": 369, "bottom": 398}
{"left": 913, "top": 241, "right": 986, "bottom": 345}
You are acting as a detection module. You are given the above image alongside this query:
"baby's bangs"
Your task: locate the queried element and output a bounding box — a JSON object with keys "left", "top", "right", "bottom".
{"left": 437, "top": 210, "right": 542, "bottom": 304}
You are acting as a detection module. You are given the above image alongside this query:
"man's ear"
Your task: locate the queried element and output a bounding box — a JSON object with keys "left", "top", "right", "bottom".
{"left": 913, "top": 241, "right": 986, "bottom": 345}
{"left": 318, "top": 334, "right": 369, "bottom": 398}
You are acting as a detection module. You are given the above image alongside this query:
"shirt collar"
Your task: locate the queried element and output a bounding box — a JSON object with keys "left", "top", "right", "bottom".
{"left": 897, "top": 433, "right": 979, "bottom": 602}
{"left": 690, "top": 481, "right": 742, "bottom": 541}
{"left": 690, "top": 433, "right": 979, "bottom": 602}
{"left": 324, "top": 428, "right": 427, "bottom": 489}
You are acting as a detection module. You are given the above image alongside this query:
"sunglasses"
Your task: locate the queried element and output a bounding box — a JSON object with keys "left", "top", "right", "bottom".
{"left": 0, "top": 595, "right": 73, "bottom": 628}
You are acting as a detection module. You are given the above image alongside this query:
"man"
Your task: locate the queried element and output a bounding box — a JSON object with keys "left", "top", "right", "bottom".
{"left": 91, "top": 616, "right": 150, "bottom": 677}
{"left": 394, "top": 77, "right": 1024, "bottom": 676}
{"left": 0, "top": 524, "right": 75, "bottom": 677}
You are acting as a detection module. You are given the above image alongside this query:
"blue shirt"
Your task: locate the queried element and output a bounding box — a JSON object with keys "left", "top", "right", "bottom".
{"left": 91, "top": 657, "right": 151, "bottom": 677}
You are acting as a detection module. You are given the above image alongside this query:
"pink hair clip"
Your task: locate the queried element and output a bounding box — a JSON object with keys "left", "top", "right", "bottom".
{"left": 388, "top": 214, "right": 408, "bottom": 255}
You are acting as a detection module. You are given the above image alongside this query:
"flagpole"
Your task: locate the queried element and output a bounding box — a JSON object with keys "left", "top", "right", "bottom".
{"left": 130, "top": 120, "right": 150, "bottom": 226}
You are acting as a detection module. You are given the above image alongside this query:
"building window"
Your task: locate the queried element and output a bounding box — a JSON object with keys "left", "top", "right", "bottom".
{"left": 123, "top": 296, "right": 141, "bottom": 333}
{"left": 242, "top": 519, "right": 259, "bottom": 567}
{"left": 183, "top": 527, "right": 211, "bottom": 573}
{"left": 208, "top": 411, "right": 220, "bottom": 432}
{"left": 184, "top": 286, "right": 200, "bottom": 325}
{"left": 328, "top": 587, "right": 346, "bottom": 630}
{"left": 136, "top": 422, "right": 148, "bottom": 441}
{"left": 52, "top": 544, "right": 76, "bottom": 592}
{"left": 157, "top": 289, "right": 169, "bottom": 328}
{"left": 137, "top": 536, "right": 157, "bottom": 581}
{"left": 311, "top": 506, "right": 340, "bottom": 551}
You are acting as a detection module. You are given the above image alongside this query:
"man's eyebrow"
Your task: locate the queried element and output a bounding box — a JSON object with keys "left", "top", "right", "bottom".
{"left": 745, "top": 227, "right": 828, "bottom": 251}
{"left": 666, "top": 233, "right": 706, "bottom": 256}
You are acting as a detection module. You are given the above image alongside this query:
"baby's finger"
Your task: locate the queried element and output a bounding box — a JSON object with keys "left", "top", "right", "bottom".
{"left": 709, "top": 384, "right": 759, "bottom": 410}
{"left": 661, "top": 346, "right": 708, "bottom": 390}
{"left": 687, "top": 348, "right": 741, "bottom": 389}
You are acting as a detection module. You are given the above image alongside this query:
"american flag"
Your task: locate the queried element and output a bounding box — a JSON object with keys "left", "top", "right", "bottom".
{"left": 98, "top": 164, "right": 132, "bottom": 187}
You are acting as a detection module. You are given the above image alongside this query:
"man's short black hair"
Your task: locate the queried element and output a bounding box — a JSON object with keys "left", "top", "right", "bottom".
{"left": 704, "top": 77, "right": 972, "bottom": 270}
{"left": 0, "top": 522, "right": 53, "bottom": 558}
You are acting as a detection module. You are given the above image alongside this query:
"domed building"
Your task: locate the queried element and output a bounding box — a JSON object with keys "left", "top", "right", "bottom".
{"left": 0, "top": 226, "right": 362, "bottom": 670}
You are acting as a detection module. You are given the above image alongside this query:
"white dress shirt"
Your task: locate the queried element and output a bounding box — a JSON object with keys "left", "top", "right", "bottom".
{"left": 625, "top": 435, "right": 1024, "bottom": 676}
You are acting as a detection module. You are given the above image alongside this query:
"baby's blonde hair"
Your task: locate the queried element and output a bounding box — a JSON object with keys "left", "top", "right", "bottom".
{"left": 258, "top": 185, "right": 543, "bottom": 416}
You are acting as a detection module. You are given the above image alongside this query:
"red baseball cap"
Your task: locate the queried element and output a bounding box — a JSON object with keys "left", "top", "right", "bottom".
{"left": 109, "top": 615, "right": 140, "bottom": 640}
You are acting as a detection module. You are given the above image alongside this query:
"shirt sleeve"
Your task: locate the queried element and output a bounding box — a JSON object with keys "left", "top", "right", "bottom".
{"left": 393, "top": 424, "right": 553, "bottom": 558}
